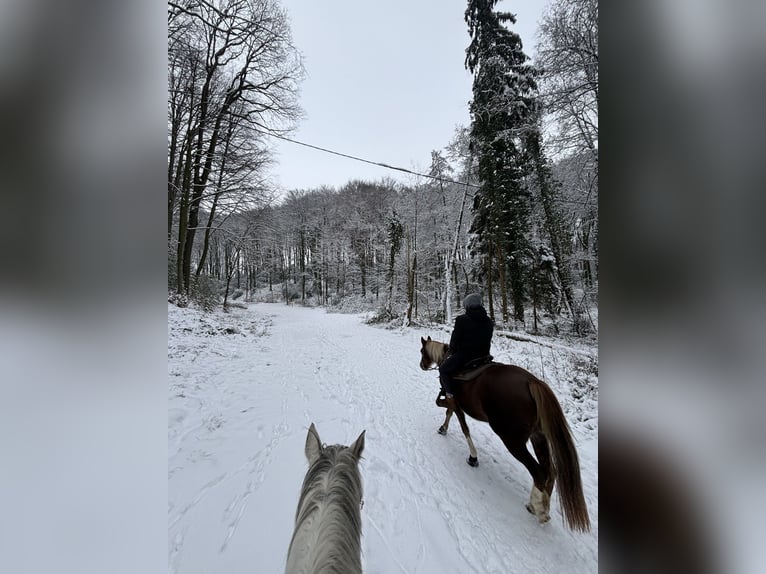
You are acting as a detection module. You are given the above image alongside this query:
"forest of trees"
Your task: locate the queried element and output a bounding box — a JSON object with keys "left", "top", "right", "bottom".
{"left": 167, "top": 0, "right": 598, "bottom": 338}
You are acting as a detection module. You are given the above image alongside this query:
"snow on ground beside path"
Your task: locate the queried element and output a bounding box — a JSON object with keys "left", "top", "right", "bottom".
{"left": 168, "top": 302, "right": 598, "bottom": 573}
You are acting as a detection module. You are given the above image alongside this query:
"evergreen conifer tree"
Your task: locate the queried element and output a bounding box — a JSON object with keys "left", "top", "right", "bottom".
{"left": 464, "top": 0, "right": 538, "bottom": 325}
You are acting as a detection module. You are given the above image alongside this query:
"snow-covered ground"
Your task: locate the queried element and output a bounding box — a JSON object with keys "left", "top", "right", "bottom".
{"left": 168, "top": 302, "right": 598, "bottom": 573}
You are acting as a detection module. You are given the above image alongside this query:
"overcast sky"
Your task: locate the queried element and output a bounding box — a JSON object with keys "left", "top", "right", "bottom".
{"left": 269, "top": 0, "right": 548, "bottom": 192}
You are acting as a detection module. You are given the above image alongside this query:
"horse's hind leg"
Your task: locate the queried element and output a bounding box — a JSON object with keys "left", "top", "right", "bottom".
{"left": 525, "top": 484, "right": 551, "bottom": 524}
{"left": 530, "top": 431, "right": 555, "bottom": 496}
{"left": 529, "top": 431, "right": 555, "bottom": 520}
{"left": 454, "top": 409, "right": 479, "bottom": 466}
{"left": 497, "top": 432, "right": 551, "bottom": 524}
{"left": 438, "top": 408, "right": 453, "bottom": 435}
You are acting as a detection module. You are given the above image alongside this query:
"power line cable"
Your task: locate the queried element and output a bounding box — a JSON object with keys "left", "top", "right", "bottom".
{"left": 262, "top": 130, "right": 595, "bottom": 207}
{"left": 261, "top": 130, "right": 479, "bottom": 189}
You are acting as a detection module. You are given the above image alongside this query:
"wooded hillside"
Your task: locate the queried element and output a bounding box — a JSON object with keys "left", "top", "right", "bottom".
{"left": 168, "top": 0, "right": 598, "bottom": 338}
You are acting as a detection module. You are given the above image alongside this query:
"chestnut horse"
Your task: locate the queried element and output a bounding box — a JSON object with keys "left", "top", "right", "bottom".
{"left": 419, "top": 336, "right": 590, "bottom": 532}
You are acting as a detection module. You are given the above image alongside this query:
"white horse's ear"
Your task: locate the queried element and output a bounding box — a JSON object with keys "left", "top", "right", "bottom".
{"left": 305, "top": 423, "right": 322, "bottom": 464}
{"left": 349, "top": 429, "right": 365, "bottom": 459}
{"left": 421, "top": 336, "right": 426, "bottom": 345}
{"left": 427, "top": 336, "right": 432, "bottom": 341}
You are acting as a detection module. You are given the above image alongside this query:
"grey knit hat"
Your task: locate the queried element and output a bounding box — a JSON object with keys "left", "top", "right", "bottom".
{"left": 463, "top": 293, "right": 483, "bottom": 310}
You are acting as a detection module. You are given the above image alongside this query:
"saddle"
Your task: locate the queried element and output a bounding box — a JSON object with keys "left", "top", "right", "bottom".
{"left": 453, "top": 355, "right": 497, "bottom": 382}
{"left": 436, "top": 355, "right": 497, "bottom": 407}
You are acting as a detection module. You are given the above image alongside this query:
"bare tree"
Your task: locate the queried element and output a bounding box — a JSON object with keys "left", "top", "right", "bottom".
{"left": 168, "top": 0, "right": 303, "bottom": 295}
{"left": 536, "top": 0, "right": 598, "bottom": 306}
{"left": 536, "top": 0, "right": 598, "bottom": 162}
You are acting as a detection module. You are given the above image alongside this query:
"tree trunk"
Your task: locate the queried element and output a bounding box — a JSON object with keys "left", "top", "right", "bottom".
{"left": 527, "top": 129, "right": 577, "bottom": 318}
{"left": 300, "top": 228, "right": 306, "bottom": 302}
{"left": 175, "top": 128, "right": 194, "bottom": 294}
{"left": 510, "top": 255, "right": 525, "bottom": 326}
{"left": 196, "top": 114, "right": 235, "bottom": 278}
{"left": 360, "top": 241, "right": 367, "bottom": 297}
{"left": 497, "top": 241, "right": 509, "bottom": 324}
{"left": 532, "top": 272, "right": 539, "bottom": 333}
{"left": 444, "top": 183, "right": 469, "bottom": 324}
{"left": 223, "top": 245, "right": 240, "bottom": 310}
{"left": 406, "top": 237, "right": 416, "bottom": 325}
{"left": 183, "top": 74, "right": 243, "bottom": 294}
{"left": 486, "top": 239, "right": 495, "bottom": 322}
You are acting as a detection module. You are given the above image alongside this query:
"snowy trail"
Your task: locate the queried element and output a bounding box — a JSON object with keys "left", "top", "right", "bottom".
{"left": 168, "top": 303, "right": 598, "bottom": 573}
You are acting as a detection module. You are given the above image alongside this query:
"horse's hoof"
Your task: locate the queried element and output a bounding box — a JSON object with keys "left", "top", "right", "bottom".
{"left": 437, "top": 427, "right": 447, "bottom": 435}
{"left": 525, "top": 502, "right": 550, "bottom": 523}
{"left": 467, "top": 456, "right": 479, "bottom": 467}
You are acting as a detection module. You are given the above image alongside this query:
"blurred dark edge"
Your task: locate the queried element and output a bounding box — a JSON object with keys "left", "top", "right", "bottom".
{"left": 601, "top": 1, "right": 765, "bottom": 573}
{"left": 0, "top": 1, "right": 167, "bottom": 573}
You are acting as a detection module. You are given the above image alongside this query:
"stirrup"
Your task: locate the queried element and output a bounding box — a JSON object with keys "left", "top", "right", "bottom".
{"left": 436, "top": 392, "right": 454, "bottom": 409}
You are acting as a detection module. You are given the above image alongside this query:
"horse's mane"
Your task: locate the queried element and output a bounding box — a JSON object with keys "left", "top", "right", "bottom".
{"left": 426, "top": 339, "right": 449, "bottom": 365}
{"left": 286, "top": 444, "right": 363, "bottom": 573}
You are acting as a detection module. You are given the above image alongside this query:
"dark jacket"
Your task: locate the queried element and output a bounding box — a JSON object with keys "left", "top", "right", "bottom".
{"left": 448, "top": 306, "right": 494, "bottom": 361}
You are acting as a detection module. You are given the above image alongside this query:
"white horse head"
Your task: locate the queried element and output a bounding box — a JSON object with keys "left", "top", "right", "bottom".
{"left": 285, "top": 423, "right": 365, "bottom": 574}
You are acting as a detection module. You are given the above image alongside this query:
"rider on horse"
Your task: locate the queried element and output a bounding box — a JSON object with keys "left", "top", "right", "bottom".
{"left": 439, "top": 293, "right": 494, "bottom": 409}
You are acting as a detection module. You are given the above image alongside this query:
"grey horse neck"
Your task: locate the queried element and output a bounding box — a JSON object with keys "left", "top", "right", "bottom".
{"left": 285, "top": 445, "right": 363, "bottom": 574}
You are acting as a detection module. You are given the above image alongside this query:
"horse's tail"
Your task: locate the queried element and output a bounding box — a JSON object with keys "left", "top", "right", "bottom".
{"left": 528, "top": 378, "right": 591, "bottom": 532}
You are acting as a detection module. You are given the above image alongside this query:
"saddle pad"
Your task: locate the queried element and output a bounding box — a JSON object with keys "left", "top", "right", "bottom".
{"left": 454, "top": 362, "right": 500, "bottom": 381}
